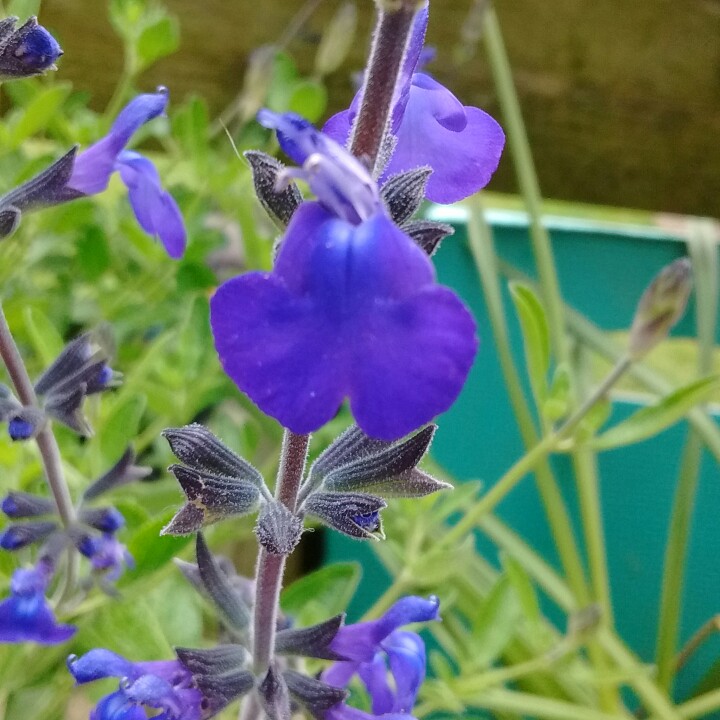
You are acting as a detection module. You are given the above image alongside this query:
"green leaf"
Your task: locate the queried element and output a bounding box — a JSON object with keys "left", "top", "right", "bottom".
{"left": 137, "top": 16, "right": 180, "bottom": 70}
{"left": 470, "top": 575, "right": 521, "bottom": 668}
{"left": 178, "top": 294, "right": 212, "bottom": 377}
{"left": 592, "top": 375, "right": 720, "bottom": 450}
{"left": 123, "top": 510, "right": 192, "bottom": 582}
{"left": 7, "top": 0, "right": 41, "bottom": 17}
{"left": 281, "top": 562, "right": 360, "bottom": 626}
{"left": 288, "top": 80, "right": 328, "bottom": 124}
{"left": 543, "top": 363, "right": 572, "bottom": 422}
{"left": 22, "top": 306, "right": 64, "bottom": 367}
{"left": 76, "top": 226, "right": 111, "bottom": 280}
{"left": 172, "top": 96, "right": 210, "bottom": 168}
{"left": 501, "top": 552, "right": 541, "bottom": 625}
{"left": 100, "top": 394, "right": 147, "bottom": 460}
{"left": 510, "top": 282, "right": 551, "bottom": 404}
{"left": 9, "top": 85, "right": 71, "bottom": 148}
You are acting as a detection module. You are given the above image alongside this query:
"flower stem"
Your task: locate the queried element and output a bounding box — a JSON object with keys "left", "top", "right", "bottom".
{"left": 250, "top": 430, "right": 309, "bottom": 676}
{"left": 655, "top": 222, "right": 718, "bottom": 692}
{"left": 348, "top": 1, "right": 417, "bottom": 172}
{"left": 440, "top": 354, "right": 632, "bottom": 550}
{"left": 467, "top": 199, "right": 590, "bottom": 604}
{"left": 0, "top": 304, "right": 76, "bottom": 529}
{"left": 482, "top": 5, "right": 568, "bottom": 363}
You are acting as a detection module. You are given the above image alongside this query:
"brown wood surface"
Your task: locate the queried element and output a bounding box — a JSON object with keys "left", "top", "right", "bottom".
{"left": 40, "top": 0, "right": 720, "bottom": 217}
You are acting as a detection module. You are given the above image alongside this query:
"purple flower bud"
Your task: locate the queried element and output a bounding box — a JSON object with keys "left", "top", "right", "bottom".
{"left": 0, "top": 521, "right": 57, "bottom": 550}
{"left": 80, "top": 506, "right": 126, "bottom": 533}
{"left": 8, "top": 416, "right": 35, "bottom": 440}
{"left": 0, "top": 17, "right": 62, "bottom": 81}
{"left": 1, "top": 491, "right": 55, "bottom": 518}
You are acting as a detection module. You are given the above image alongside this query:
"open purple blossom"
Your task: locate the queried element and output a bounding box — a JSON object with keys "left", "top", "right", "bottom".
{"left": 67, "top": 88, "right": 186, "bottom": 259}
{"left": 324, "top": 7, "right": 504, "bottom": 204}
{"left": 323, "top": 596, "right": 438, "bottom": 719}
{"left": 0, "top": 560, "right": 75, "bottom": 644}
{"left": 68, "top": 649, "right": 203, "bottom": 720}
{"left": 211, "top": 111, "right": 477, "bottom": 440}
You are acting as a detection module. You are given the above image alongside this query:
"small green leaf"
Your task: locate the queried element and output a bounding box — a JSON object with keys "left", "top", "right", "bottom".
{"left": 543, "top": 363, "right": 572, "bottom": 422}
{"left": 172, "top": 96, "right": 210, "bottom": 167}
{"left": 178, "top": 295, "right": 212, "bottom": 377}
{"left": 7, "top": 0, "right": 41, "bottom": 17}
{"left": 123, "top": 510, "right": 192, "bottom": 582}
{"left": 9, "top": 85, "right": 71, "bottom": 147}
{"left": 76, "top": 226, "right": 111, "bottom": 280}
{"left": 281, "top": 562, "right": 360, "bottom": 626}
{"left": 137, "top": 16, "right": 180, "bottom": 70}
{"left": 100, "top": 394, "right": 147, "bottom": 460}
{"left": 288, "top": 80, "right": 328, "bottom": 123}
{"left": 22, "top": 307, "right": 64, "bottom": 367}
{"left": 501, "top": 552, "right": 541, "bottom": 625}
{"left": 470, "top": 575, "right": 521, "bottom": 668}
{"left": 592, "top": 375, "right": 720, "bottom": 450}
{"left": 510, "top": 282, "right": 550, "bottom": 404}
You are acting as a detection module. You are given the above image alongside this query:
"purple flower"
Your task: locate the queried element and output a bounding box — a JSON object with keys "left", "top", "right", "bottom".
{"left": 77, "top": 532, "right": 133, "bottom": 582}
{"left": 324, "top": 7, "right": 504, "bottom": 204}
{"left": 68, "top": 649, "right": 203, "bottom": 720}
{"left": 323, "top": 596, "right": 439, "bottom": 719}
{"left": 211, "top": 112, "right": 477, "bottom": 440}
{"left": 0, "top": 560, "right": 75, "bottom": 644}
{"left": 67, "top": 89, "right": 186, "bottom": 259}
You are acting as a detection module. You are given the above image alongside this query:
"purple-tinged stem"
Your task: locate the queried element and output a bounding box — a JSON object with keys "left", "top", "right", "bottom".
{"left": 0, "top": 304, "right": 76, "bottom": 528}
{"left": 348, "top": 1, "right": 419, "bottom": 172}
{"left": 251, "top": 430, "right": 309, "bottom": 675}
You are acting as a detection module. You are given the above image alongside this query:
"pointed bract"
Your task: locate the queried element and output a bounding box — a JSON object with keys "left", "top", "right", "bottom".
{"left": 275, "top": 613, "right": 347, "bottom": 660}
{"left": 195, "top": 533, "right": 251, "bottom": 635}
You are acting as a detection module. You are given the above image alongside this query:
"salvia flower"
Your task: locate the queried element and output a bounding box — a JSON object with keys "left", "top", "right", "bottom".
{"left": 68, "top": 649, "right": 203, "bottom": 720}
{"left": 0, "top": 559, "right": 75, "bottom": 644}
{"left": 322, "top": 596, "right": 439, "bottom": 719}
{"left": 0, "top": 16, "right": 62, "bottom": 81}
{"left": 67, "top": 88, "right": 186, "bottom": 258}
{"left": 211, "top": 111, "right": 477, "bottom": 440}
{"left": 324, "top": 6, "right": 504, "bottom": 204}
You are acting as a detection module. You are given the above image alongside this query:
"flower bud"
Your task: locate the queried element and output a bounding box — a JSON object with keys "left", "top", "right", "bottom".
{"left": 0, "top": 17, "right": 62, "bottom": 81}
{"left": 628, "top": 258, "right": 693, "bottom": 360}
{"left": 7, "top": 406, "right": 46, "bottom": 441}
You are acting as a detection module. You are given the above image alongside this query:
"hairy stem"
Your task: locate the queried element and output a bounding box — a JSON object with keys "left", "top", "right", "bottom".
{"left": 0, "top": 304, "right": 76, "bottom": 528}
{"left": 250, "top": 430, "right": 309, "bottom": 676}
{"left": 348, "top": 1, "right": 417, "bottom": 171}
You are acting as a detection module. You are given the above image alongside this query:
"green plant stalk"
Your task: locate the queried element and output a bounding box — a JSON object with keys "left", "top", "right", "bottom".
{"left": 679, "top": 687, "right": 720, "bottom": 719}
{"left": 573, "top": 448, "right": 612, "bottom": 624}
{"left": 480, "top": 513, "right": 683, "bottom": 719}
{"left": 440, "top": 354, "right": 632, "bottom": 550}
{"left": 418, "top": 686, "right": 626, "bottom": 720}
{"left": 498, "top": 259, "right": 720, "bottom": 463}
{"left": 482, "top": 8, "right": 620, "bottom": 707}
{"left": 655, "top": 224, "right": 718, "bottom": 691}
{"left": 467, "top": 199, "right": 589, "bottom": 603}
{"left": 481, "top": 6, "right": 567, "bottom": 363}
